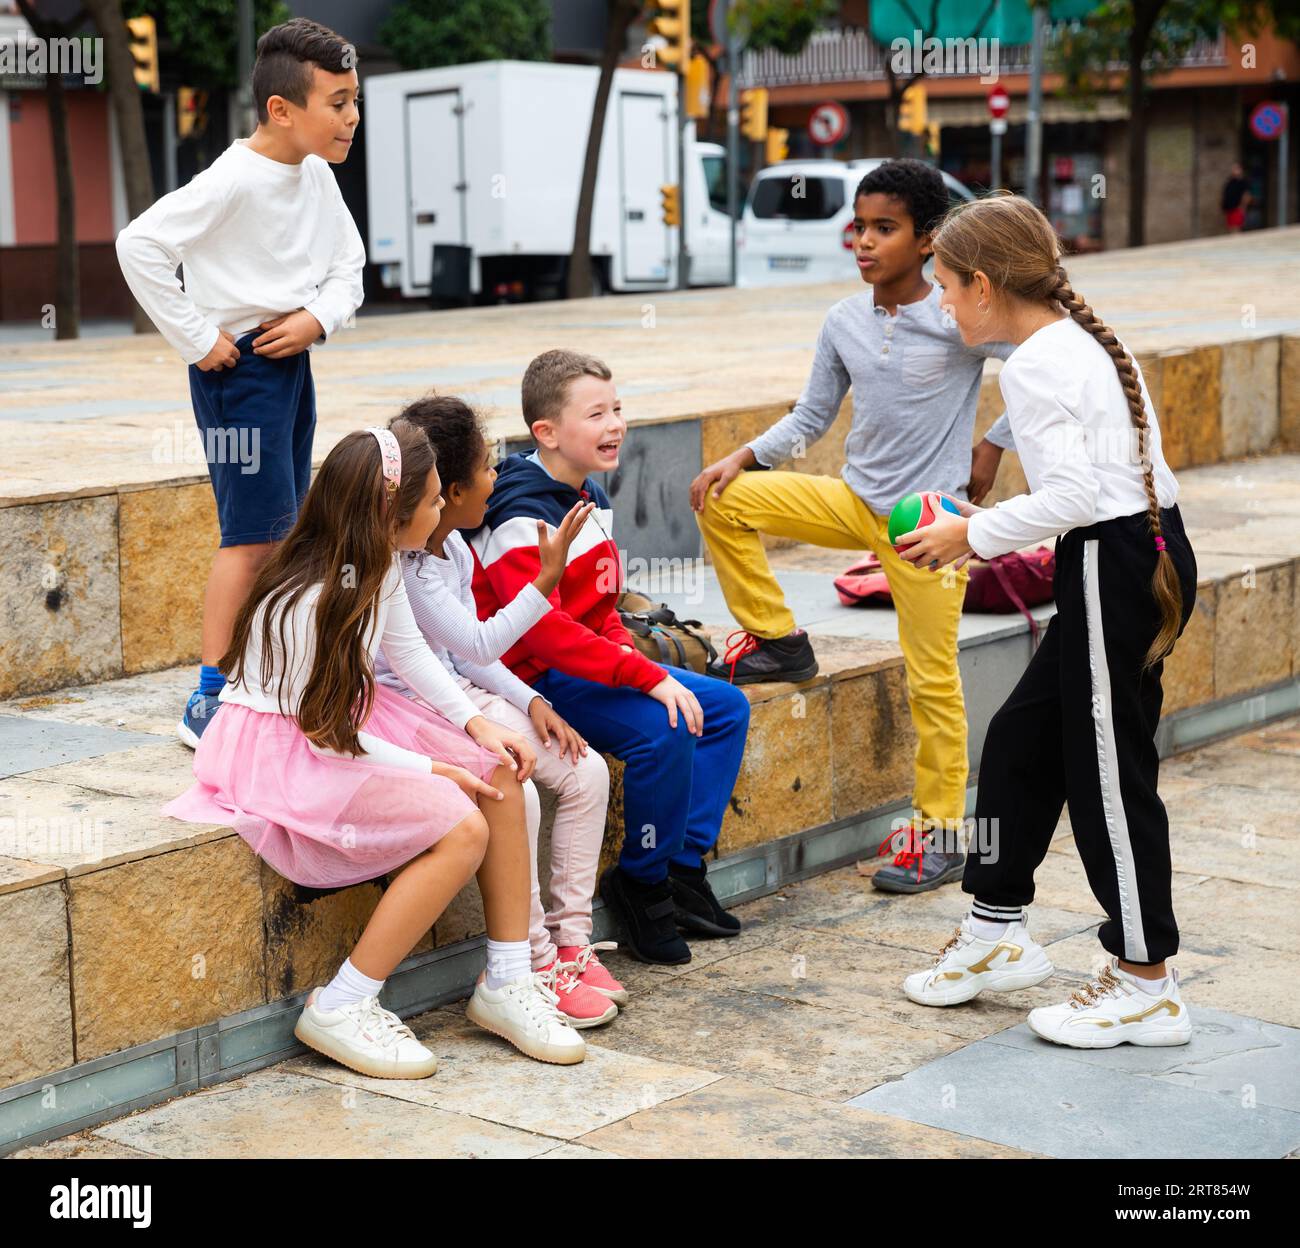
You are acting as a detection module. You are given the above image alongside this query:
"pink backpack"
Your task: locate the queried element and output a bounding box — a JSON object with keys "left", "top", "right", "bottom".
{"left": 834, "top": 546, "right": 1056, "bottom": 641}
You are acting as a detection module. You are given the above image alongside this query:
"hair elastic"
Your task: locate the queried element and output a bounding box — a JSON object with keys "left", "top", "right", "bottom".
{"left": 1154, "top": 536, "right": 1166, "bottom": 553}
{"left": 365, "top": 426, "right": 401, "bottom": 500}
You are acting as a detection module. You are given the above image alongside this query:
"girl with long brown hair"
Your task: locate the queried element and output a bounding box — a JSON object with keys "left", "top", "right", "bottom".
{"left": 163, "top": 421, "right": 594, "bottom": 1074}
{"left": 893, "top": 193, "right": 1199, "bottom": 1048}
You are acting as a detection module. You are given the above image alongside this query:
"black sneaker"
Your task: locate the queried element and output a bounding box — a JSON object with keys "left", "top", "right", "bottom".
{"left": 599, "top": 866, "right": 691, "bottom": 964}
{"left": 872, "top": 829, "right": 966, "bottom": 894}
{"left": 668, "top": 861, "right": 741, "bottom": 937}
{"left": 707, "top": 629, "right": 818, "bottom": 686}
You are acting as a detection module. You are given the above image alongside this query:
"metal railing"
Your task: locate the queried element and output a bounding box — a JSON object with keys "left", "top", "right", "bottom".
{"left": 740, "top": 23, "right": 1228, "bottom": 87}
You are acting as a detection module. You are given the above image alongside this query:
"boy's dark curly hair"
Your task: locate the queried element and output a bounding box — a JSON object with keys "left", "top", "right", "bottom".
{"left": 853, "top": 158, "right": 950, "bottom": 236}
{"left": 390, "top": 394, "right": 486, "bottom": 493}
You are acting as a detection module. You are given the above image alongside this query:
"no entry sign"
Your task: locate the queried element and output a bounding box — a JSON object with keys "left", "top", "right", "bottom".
{"left": 988, "top": 85, "right": 1010, "bottom": 118}
{"left": 809, "top": 101, "right": 849, "bottom": 146}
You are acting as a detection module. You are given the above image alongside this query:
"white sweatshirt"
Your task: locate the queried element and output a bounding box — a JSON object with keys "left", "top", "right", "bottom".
{"left": 375, "top": 530, "right": 550, "bottom": 713}
{"left": 967, "top": 316, "right": 1179, "bottom": 559}
{"left": 220, "top": 557, "right": 484, "bottom": 773}
{"left": 115, "top": 140, "right": 365, "bottom": 365}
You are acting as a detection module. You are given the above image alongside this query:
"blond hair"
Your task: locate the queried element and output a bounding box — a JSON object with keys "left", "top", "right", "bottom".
{"left": 931, "top": 193, "right": 1181, "bottom": 668}
{"left": 521, "top": 349, "right": 612, "bottom": 430}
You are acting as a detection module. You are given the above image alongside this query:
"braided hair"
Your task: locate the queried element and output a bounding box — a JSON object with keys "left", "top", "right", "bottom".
{"left": 930, "top": 192, "right": 1182, "bottom": 669}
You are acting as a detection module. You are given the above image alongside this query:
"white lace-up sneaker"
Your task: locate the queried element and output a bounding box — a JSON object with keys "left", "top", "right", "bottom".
{"left": 466, "top": 973, "right": 587, "bottom": 1064}
{"left": 1028, "top": 960, "right": 1192, "bottom": 1049}
{"left": 904, "top": 916, "right": 1055, "bottom": 1006}
{"left": 294, "top": 990, "right": 438, "bottom": 1079}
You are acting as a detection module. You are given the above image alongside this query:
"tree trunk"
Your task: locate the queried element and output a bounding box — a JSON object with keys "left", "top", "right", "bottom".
{"left": 83, "top": 0, "right": 156, "bottom": 332}
{"left": 47, "top": 69, "right": 80, "bottom": 338}
{"left": 568, "top": 0, "right": 638, "bottom": 300}
{"left": 1126, "top": 1, "right": 1164, "bottom": 249}
{"left": 16, "top": 0, "right": 80, "bottom": 337}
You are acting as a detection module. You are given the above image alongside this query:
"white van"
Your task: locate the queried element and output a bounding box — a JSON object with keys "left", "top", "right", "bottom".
{"left": 737, "top": 159, "right": 976, "bottom": 289}
{"left": 364, "top": 60, "right": 733, "bottom": 302}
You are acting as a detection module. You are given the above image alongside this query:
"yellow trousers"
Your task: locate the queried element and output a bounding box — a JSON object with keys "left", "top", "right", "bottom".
{"left": 697, "top": 471, "right": 969, "bottom": 828}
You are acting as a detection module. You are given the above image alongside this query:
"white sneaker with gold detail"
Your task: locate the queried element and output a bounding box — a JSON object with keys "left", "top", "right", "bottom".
{"left": 904, "top": 916, "right": 1054, "bottom": 1006}
{"left": 1027, "top": 960, "right": 1191, "bottom": 1048}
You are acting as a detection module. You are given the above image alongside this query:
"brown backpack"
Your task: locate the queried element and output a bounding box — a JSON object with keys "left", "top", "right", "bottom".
{"left": 616, "top": 591, "right": 718, "bottom": 674}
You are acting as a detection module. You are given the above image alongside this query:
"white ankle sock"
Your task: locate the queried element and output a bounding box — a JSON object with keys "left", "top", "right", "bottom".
{"left": 969, "top": 915, "right": 1011, "bottom": 940}
{"left": 1115, "top": 965, "right": 1168, "bottom": 995}
{"left": 316, "top": 957, "right": 385, "bottom": 1012}
{"left": 485, "top": 939, "right": 532, "bottom": 990}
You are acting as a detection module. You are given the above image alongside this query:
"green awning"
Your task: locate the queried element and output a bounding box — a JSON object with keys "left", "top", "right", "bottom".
{"left": 870, "top": 1, "right": 1099, "bottom": 47}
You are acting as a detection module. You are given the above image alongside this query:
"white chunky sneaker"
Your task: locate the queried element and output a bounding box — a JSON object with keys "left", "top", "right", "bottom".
{"left": 1028, "top": 961, "right": 1192, "bottom": 1049}
{"left": 904, "top": 917, "right": 1055, "bottom": 1006}
{"left": 466, "top": 973, "right": 587, "bottom": 1065}
{"left": 294, "top": 990, "right": 438, "bottom": 1079}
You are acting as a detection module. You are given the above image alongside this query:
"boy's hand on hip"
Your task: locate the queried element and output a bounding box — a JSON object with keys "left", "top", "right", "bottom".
{"left": 690, "top": 447, "right": 756, "bottom": 513}
{"left": 196, "top": 329, "right": 240, "bottom": 372}
{"left": 252, "top": 309, "right": 323, "bottom": 358}
{"left": 648, "top": 674, "right": 704, "bottom": 735}
{"left": 967, "top": 438, "right": 1004, "bottom": 506}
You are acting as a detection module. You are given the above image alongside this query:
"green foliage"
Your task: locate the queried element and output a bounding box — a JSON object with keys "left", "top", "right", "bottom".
{"left": 124, "top": 0, "right": 292, "bottom": 89}
{"left": 729, "top": 0, "right": 840, "bottom": 55}
{"left": 379, "top": 0, "right": 552, "bottom": 70}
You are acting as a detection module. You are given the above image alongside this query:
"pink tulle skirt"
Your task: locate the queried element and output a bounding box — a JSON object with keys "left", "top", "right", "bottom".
{"left": 161, "top": 682, "right": 502, "bottom": 888}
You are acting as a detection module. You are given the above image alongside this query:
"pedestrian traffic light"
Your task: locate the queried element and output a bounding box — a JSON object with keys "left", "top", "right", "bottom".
{"left": 766, "top": 127, "right": 789, "bottom": 164}
{"left": 660, "top": 184, "right": 680, "bottom": 227}
{"left": 740, "top": 88, "right": 768, "bottom": 141}
{"left": 898, "top": 83, "right": 927, "bottom": 136}
{"left": 178, "top": 87, "right": 209, "bottom": 140}
{"left": 685, "top": 52, "right": 710, "bottom": 120}
{"left": 127, "top": 15, "right": 159, "bottom": 94}
{"left": 647, "top": 0, "right": 690, "bottom": 72}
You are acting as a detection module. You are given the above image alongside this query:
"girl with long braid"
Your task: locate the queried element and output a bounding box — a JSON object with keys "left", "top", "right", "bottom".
{"left": 893, "top": 193, "right": 1199, "bottom": 1048}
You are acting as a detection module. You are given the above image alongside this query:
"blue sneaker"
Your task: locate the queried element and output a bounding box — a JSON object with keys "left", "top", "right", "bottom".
{"left": 178, "top": 691, "right": 222, "bottom": 750}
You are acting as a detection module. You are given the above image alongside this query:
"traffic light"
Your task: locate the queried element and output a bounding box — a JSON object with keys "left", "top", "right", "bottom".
{"left": 178, "top": 87, "right": 209, "bottom": 140}
{"left": 740, "top": 87, "right": 768, "bottom": 141}
{"left": 647, "top": 0, "right": 690, "bottom": 72}
{"left": 660, "top": 183, "right": 680, "bottom": 227}
{"left": 898, "top": 83, "right": 927, "bottom": 136}
{"left": 766, "top": 127, "right": 789, "bottom": 164}
{"left": 127, "top": 15, "right": 159, "bottom": 94}
{"left": 925, "top": 121, "right": 941, "bottom": 157}
{"left": 685, "top": 52, "right": 710, "bottom": 120}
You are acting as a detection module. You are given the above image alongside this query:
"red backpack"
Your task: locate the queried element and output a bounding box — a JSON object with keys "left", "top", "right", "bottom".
{"left": 834, "top": 547, "right": 1056, "bottom": 641}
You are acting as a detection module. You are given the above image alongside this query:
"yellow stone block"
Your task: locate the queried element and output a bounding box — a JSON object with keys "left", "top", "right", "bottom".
{"left": 69, "top": 837, "right": 266, "bottom": 1061}
{"left": 119, "top": 482, "right": 220, "bottom": 675}
{"left": 1159, "top": 346, "right": 1222, "bottom": 470}
{"left": 1281, "top": 334, "right": 1300, "bottom": 452}
{"left": 1212, "top": 560, "right": 1294, "bottom": 700}
{"left": 1161, "top": 581, "right": 1216, "bottom": 715}
{"left": 0, "top": 881, "right": 74, "bottom": 1089}
{"left": 831, "top": 663, "right": 916, "bottom": 820}
{"left": 0, "top": 495, "right": 122, "bottom": 699}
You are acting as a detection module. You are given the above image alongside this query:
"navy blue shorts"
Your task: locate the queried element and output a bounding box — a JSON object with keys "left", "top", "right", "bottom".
{"left": 188, "top": 330, "right": 315, "bottom": 547}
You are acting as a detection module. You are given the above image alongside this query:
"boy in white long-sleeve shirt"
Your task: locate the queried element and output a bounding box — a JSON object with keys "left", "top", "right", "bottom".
{"left": 115, "top": 17, "right": 365, "bottom": 751}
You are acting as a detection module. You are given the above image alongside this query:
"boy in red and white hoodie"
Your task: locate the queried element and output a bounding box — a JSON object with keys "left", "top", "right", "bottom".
{"left": 468, "top": 350, "right": 751, "bottom": 965}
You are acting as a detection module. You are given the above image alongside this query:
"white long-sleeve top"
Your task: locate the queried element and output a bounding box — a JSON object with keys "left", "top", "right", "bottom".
{"left": 115, "top": 140, "right": 365, "bottom": 365}
{"left": 219, "top": 557, "right": 485, "bottom": 773}
{"left": 966, "top": 316, "right": 1178, "bottom": 559}
{"left": 375, "top": 531, "right": 550, "bottom": 714}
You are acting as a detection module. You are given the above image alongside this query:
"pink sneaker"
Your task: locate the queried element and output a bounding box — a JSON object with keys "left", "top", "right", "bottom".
{"left": 536, "top": 960, "right": 617, "bottom": 1028}
{"left": 557, "top": 942, "right": 629, "bottom": 1006}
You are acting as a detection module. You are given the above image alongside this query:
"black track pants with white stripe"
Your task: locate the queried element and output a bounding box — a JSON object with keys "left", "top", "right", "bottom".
{"left": 963, "top": 506, "right": 1198, "bottom": 965}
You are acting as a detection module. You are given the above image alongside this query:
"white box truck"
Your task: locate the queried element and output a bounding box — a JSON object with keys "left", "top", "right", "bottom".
{"left": 364, "top": 59, "right": 732, "bottom": 302}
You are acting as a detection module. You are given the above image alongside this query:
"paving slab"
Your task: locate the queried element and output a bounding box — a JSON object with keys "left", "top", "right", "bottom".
{"left": 0, "top": 715, "right": 164, "bottom": 779}
{"left": 578, "top": 1075, "right": 1035, "bottom": 1159}
{"left": 92, "top": 1068, "right": 558, "bottom": 1160}
{"left": 849, "top": 1028, "right": 1300, "bottom": 1159}
{"left": 281, "top": 1007, "right": 721, "bottom": 1141}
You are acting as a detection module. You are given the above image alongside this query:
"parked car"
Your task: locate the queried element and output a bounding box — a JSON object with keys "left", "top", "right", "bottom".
{"left": 737, "top": 158, "right": 976, "bottom": 289}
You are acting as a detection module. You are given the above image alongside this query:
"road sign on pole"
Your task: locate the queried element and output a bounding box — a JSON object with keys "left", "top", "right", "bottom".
{"left": 809, "top": 101, "right": 848, "bottom": 148}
